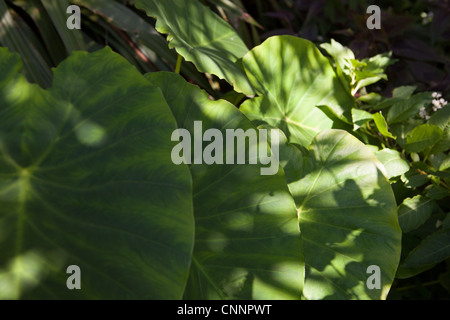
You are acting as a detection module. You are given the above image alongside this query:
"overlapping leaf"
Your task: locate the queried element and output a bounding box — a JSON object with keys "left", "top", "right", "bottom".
{"left": 240, "top": 36, "right": 355, "bottom": 148}
{"left": 288, "top": 130, "right": 401, "bottom": 299}
{"left": 0, "top": 47, "right": 194, "bottom": 299}
{"left": 135, "top": 0, "right": 254, "bottom": 95}
{"left": 374, "top": 149, "right": 410, "bottom": 179}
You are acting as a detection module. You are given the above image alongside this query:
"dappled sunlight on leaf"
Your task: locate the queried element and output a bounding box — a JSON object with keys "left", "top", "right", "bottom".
{"left": 0, "top": 47, "right": 194, "bottom": 299}
{"left": 0, "top": 250, "right": 66, "bottom": 299}
{"left": 146, "top": 71, "right": 303, "bottom": 300}
{"left": 287, "top": 130, "right": 401, "bottom": 299}
{"left": 240, "top": 36, "right": 355, "bottom": 148}
{"left": 74, "top": 121, "right": 107, "bottom": 148}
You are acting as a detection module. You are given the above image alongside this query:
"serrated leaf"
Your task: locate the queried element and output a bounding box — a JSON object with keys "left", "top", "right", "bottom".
{"left": 428, "top": 105, "right": 450, "bottom": 130}
{"left": 429, "top": 127, "right": 450, "bottom": 155}
{"left": 353, "top": 53, "right": 394, "bottom": 91}
{"left": 0, "top": 47, "right": 194, "bottom": 299}
{"left": 320, "top": 39, "right": 355, "bottom": 72}
{"left": 404, "top": 124, "right": 444, "bottom": 153}
{"left": 387, "top": 92, "right": 433, "bottom": 124}
{"left": 361, "top": 52, "right": 396, "bottom": 74}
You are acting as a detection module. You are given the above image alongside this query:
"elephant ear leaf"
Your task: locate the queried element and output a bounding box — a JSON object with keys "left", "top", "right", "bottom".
{"left": 288, "top": 130, "right": 401, "bottom": 300}
{"left": 0, "top": 47, "right": 194, "bottom": 299}
{"left": 135, "top": 0, "right": 254, "bottom": 95}
{"left": 145, "top": 71, "right": 303, "bottom": 300}
{"left": 240, "top": 36, "right": 355, "bottom": 148}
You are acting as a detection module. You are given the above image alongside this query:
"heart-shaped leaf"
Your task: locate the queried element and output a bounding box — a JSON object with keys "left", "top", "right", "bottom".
{"left": 240, "top": 36, "right": 355, "bottom": 148}
{"left": 289, "top": 130, "right": 401, "bottom": 299}
{"left": 145, "top": 72, "right": 303, "bottom": 300}
{"left": 0, "top": 47, "right": 194, "bottom": 299}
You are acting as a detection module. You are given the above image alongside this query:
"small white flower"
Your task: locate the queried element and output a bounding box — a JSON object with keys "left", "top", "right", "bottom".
{"left": 430, "top": 92, "right": 448, "bottom": 113}
{"left": 432, "top": 92, "right": 441, "bottom": 99}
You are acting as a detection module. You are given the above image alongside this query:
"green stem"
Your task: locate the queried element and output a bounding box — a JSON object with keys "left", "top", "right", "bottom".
{"left": 175, "top": 54, "right": 183, "bottom": 74}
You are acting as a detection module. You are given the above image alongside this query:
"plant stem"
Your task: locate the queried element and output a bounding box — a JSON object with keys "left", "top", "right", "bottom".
{"left": 175, "top": 54, "right": 183, "bottom": 74}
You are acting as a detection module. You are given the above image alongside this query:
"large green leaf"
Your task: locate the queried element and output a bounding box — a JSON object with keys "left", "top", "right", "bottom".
{"left": 135, "top": 0, "right": 254, "bottom": 95}
{"left": 73, "top": 0, "right": 214, "bottom": 94}
{"left": 288, "top": 130, "right": 401, "bottom": 299}
{"left": 0, "top": 47, "right": 194, "bottom": 299}
{"left": 145, "top": 72, "right": 303, "bottom": 300}
{"left": 240, "top": 36, "right": 355, "bottom": 148}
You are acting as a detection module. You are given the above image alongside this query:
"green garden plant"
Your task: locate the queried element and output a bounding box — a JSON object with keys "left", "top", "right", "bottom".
{"left": 0, "top": 0, "right": 448, "bottom": 300}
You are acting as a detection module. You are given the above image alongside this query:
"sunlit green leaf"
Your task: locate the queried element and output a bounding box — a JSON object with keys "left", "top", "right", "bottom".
{"left": 241, "top": 36, "right": 354, "bottom": 148}
{"left": 145, "top": 71, "right": 303, "bottom": 300}
{"left": 373, "top": 112, "right": 395, "bottom": 139}
{"left": 374, "top": 149, "right": 410, "bottom": 179}
{"left": 289, "top": 130, "right": 401, "bottom": 299}
{"left": 404, "top": 124, "right": 444, "bottom": 153}
{"left": 135, "top": 0, "right": 254, "bottom": 95}
{"left": 352, "top": 109, "right": 373, "bottom": 131}
{"left": 387, "top": 93, "right": 433, "bottom": 125}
